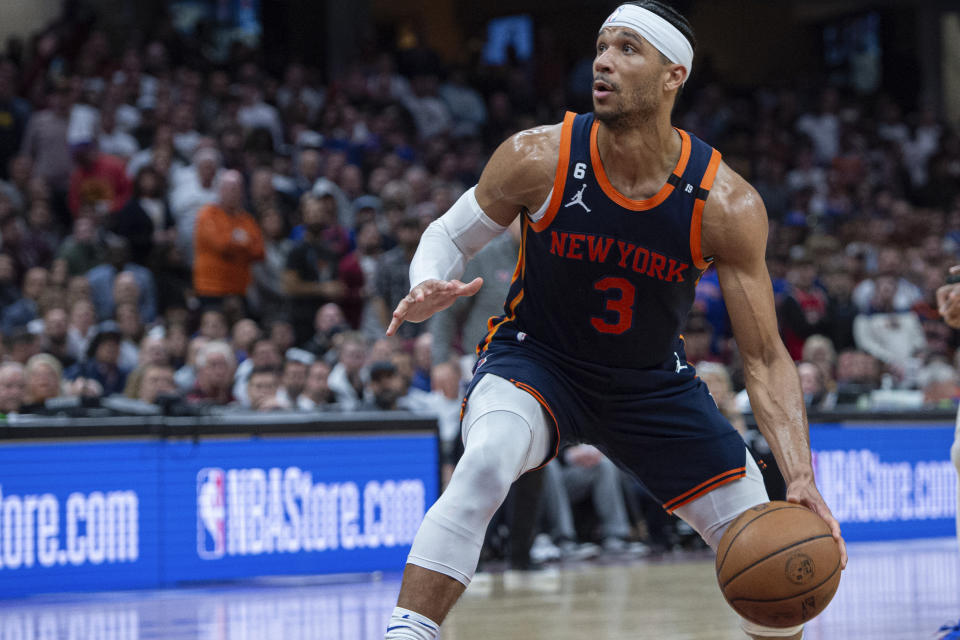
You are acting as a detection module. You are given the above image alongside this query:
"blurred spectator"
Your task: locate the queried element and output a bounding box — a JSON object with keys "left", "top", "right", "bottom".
{"left": 284, "top": 192, "right": 347, "bottom": 343}
{"left": 430, "top": 218, "right": 521, "bottom": 365}
{"left": 193, "top": 170, "right": 264, "bottom": 310}
{"left": 97, "top": 104, "right": 138, "bottom": 161}
{"left": 232, "top": 337, "right": 282, "bottom": 406}
{"left": 39, "top": 306, "right": 74, "bottom": 368}
{"left": 277, "top": 348, "right": 313, "bottom": 407}
{"left": 835, "top": 349, "right": 882, "bottom": 405}
{"left": 1, "top": 215, "right": 54, "bottom": 278}
{"left": 541, "top": 445, "right": 646, "bottom": 557}
{"left": 245, "top": 366, "right": 286, "bottom": 411}
{"left": 779, "top": 255, "right": 828, "bottom": 361}
{"left": 695, "top": 361, "right": 747, "bottom": 436}
{"left": 115, "top": 301, "right": 144, "bottom": 370}
{"left": 66, "top": 299, "right": 97, "bottom": 362}
{"left": 298, "top": 360, "right": 335, "bottom": 410}
{"left": 797, "top": 361, "right": 837, "bottom": 410}
{"left": 302, "top": 302, "right": 350, "bottom": 360}
{"left": 86, "top": 235, "right": 158, "bottom": 322}
{"left": 853, "top": 274, "right": 926, "bottom": 383}
{"left": 0, "top": 253, "right": 20, "bottom": 309}
{"left": 249, "top": 206, "right": 293, "bottom": 317}
{"left": 1, "top": 266, "right": 48, "bottom": 334}
{"left": 56, "top": 216, "right": 105, "bottom": 276}
{"left": 917, "top": 361, "right": 959, "bottom": 408}
{"left": 112, "top": 166, "right": 174, "bottom": 264}
{"left": 0, "top": 362, "right": 26, "bottom": 416}
{"left": 20, "top": 83, "right": 71, "bottom": 193}
{"left": 801, "top": 335, "right": 838, "bottom": 397}
{"left": 186, "top": 340, "right": 236, "bottom": 405}
{"left": 818, "top": 261, "right": 857, "bottom": 352}
{"left": 681, "top": 312, "right": 719, "bottom": 364}
{"left": 361, "top": 360, "right": 405, "bottom": 410}
{"left": 22, "top": 353, "right": 64, "bottom": 411}
{"left": 65, "top": 321, "right": 129, "bottom": 396}
{"left": 402, "top": 361, "right": 462, "bottom": 475}
{"left": 852, "top": 247, "right": 923, "bottom": 313}
{"left": 328, "top": 332, "right": 368, "bottom": 409}
{"left": 230, "top": 318, "right": 260, "bottom": 362}
{"left": 267, "top": 317, "right": 296, "bottom": 354}
{"left": 371, "top": 216, "right": 424, "bottom": 338}
{"left": 410, "top": 333, "right": 433, "bottom": 392}
{"left": 174, "top": 335, "right": 209, "bottom": 392}
{"left": 67, "top": 139, "right": 132, "bottom": 218}
{"left": 170, "top": 146, "right": 221, "bottom": 258}
{"left": 137, "top": 334, "right": 168, "bottom": 368}
{"left": 0, "top": 63, "right": 30, "bottom": 181}
{"left": 128, "top": 362, "right": 177, "bottom": 404}
{"left": 199, "top": 310, "right": 229, "bottom": 341}
{"left": 6, "top": 328, "right": 39, "bottom": 364}
{"left": 237, "top": 85, "right": 283, "bottom": 150}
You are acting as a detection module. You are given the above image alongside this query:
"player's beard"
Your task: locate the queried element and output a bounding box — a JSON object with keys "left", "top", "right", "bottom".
{"left": 594, "top": 78, "right": 660, "bottom": 132}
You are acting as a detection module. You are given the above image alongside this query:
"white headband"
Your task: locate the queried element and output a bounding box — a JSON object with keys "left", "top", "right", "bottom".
{"left": 601, "top": 4, "right": 694, "bottom": 82}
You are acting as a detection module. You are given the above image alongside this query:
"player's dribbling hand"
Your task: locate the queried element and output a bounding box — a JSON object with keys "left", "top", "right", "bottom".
{"left": 386, "top": 277, "right": 484, "bottom": 336}
{"left": 786, "top": 480, "right": 847, "bottom": 570}
{"left": 936, "top": 265, "right": 960, "bottom": 329}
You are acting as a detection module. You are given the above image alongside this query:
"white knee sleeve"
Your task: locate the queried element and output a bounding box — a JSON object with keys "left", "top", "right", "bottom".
{"left": 672, "top": 452, "right": 768, "bottom": 549}
{"left": 673, "top": 453, "right": 802, "bottom": 638}
{"left": 406, "top": 375, "right": 553, "bottom": 585}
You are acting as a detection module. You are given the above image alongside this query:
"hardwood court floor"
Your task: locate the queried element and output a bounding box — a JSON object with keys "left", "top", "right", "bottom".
{"left": 0, "top": 538, "right": 955, "bottom": 639}
{"left": 445, "top": 537, "right": 960, "bottom": 640}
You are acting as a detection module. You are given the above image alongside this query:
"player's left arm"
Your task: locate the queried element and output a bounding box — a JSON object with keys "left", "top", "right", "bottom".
{"left": 703, "top": 163, "right": 847, "bottom": 568}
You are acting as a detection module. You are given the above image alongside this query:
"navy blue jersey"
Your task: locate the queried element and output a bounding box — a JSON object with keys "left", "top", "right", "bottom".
{"left": 479, "top": 111, "right": 722, "bottom": 369}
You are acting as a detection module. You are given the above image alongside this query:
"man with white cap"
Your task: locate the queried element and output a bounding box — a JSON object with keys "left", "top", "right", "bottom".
{"left": 383, "top": 3, "right": 845, "bottom": 639}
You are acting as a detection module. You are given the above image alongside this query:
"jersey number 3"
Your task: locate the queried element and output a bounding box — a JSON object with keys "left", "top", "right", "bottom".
{"left": 591, "top": 277, "right": 635, "bottom": 334}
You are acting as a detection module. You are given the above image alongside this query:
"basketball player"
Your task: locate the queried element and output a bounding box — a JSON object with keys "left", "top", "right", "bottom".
{"left": 936, "top": 265, "right": 960, "bottom": 551}
{"left": 383, "top": 3, "right": 846, "bottom": 639}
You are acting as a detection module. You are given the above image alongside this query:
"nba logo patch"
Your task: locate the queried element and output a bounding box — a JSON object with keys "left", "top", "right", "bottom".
{"left": 197, "top": 468, "right": 226, "bottom": 559}
{"left": 476, "top": 356, "right": 488, "bottom": 370}
{"left": 517, "top": 332, "right": 527, "bottom": 342}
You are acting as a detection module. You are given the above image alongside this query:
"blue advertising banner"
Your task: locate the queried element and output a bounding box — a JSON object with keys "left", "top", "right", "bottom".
{"left": 0, "top": 433, "right": 438, "bottom": 597}
{"left": 811, "top": 423, "right": 956, "bottom": 542}
{"left": 161, "top": 435, "right": 436, "bottom": 583}
{"left": 0, "top": 441, "right": 161, "bottom": 597}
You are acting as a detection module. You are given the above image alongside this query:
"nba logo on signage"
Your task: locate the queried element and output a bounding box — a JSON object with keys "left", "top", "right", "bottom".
{"left": 197, "top": 468, "right": 226, "bottom": 559}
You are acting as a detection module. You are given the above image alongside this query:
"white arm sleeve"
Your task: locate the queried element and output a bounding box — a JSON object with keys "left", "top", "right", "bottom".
{"left": 408, "top": 186, "right": 508, "bottom": 290}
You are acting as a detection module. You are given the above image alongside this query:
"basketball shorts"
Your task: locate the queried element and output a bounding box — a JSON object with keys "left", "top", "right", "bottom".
{"left": 463, "top": 329, "right": 751, "bottom": 513}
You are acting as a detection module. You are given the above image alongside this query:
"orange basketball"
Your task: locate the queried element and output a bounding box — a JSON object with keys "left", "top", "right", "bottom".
{"left": 715, "top": 501, "right": 841, "bottom": 628}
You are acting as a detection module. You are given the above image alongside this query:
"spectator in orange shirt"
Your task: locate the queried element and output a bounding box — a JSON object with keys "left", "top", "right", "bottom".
{"left": 192, "top": 170, "right": 264, "bottom": 312}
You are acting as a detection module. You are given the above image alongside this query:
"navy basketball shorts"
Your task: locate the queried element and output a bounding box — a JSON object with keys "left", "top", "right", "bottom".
{"left": 463, "top": 331, "right": 751, "bottom": 513}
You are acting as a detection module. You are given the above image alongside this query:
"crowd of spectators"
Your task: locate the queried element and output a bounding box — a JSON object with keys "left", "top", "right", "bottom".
{"left": 0, "top": 3, "right": 957, "bottom": 566}
{"left": 0, "top": 9, "right": 955, "bottom": 424}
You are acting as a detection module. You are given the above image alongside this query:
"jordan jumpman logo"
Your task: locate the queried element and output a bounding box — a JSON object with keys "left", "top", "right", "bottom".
{"left": 674, "top": 352, "right": 690, "bottom": 373}
{"left": 564, "top": 183, "right": 591, "bottom": 212}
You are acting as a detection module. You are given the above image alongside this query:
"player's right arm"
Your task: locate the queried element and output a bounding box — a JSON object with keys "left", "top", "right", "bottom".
{"left": 386, "top": 124, "right": 561, "bottom": 336}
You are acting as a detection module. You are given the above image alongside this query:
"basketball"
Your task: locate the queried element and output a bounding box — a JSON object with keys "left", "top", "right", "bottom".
{"left": 716, "top": 501, "right": 842, "bottom": 628}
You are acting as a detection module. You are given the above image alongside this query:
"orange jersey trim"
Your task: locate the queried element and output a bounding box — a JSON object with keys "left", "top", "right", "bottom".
{"left": 689, "top": 148, "right": 722, "bottom": 271}
{"left": 530, "top": 111, "right": 577, "bottom": 233}
{"left": 477, "top": 220, "right": 528, "bottom": 355}
{"left": 662, "top": 466, "right": 745, "bottom": 513}
{"left": 590, "top": 124, "right": 692, "bottom": 212}
{"left": 510, "top": 379, "right": 560, "bottom": 470}
{"left": 478, "top": 288, "right": 525, "bottom": 355}
{"left": 690, "top": 199, "right": 709, "bottom": 271}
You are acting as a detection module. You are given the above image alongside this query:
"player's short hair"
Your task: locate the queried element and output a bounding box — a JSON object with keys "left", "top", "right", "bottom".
{"left": 626, "top": 1, "right": 697, "bottom": 55}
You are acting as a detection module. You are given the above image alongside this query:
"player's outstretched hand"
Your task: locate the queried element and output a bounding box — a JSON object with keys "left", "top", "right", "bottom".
{"left": 936, "top": 265, "right": 960, "bottom": 329}
{"left": 386, "top": 277, "right": 484, "bottom": 336}
{"left": 786, "top": 480, "right": 847, "bottom": 570}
